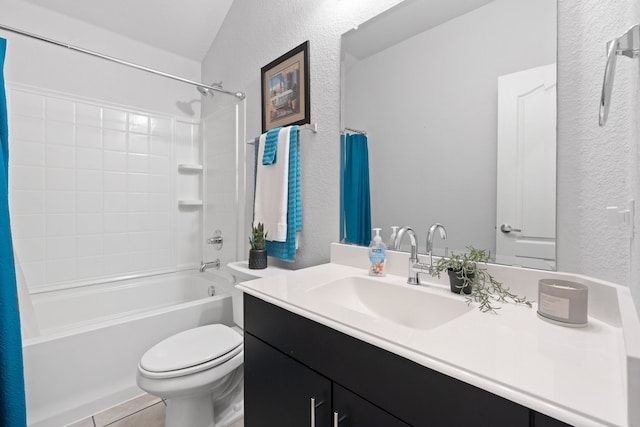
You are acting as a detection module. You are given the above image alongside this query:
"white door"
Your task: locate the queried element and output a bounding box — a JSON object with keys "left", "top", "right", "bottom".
{"left": 495, "top": 64, "right": 556, "bottom": 270}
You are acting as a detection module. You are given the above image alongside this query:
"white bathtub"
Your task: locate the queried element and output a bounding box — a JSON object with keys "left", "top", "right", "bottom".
{"left": 22, "top": 270, "right": 236, "bottom": 427}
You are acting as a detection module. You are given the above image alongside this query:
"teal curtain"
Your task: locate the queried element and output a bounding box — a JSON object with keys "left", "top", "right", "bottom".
{"left": 341, "top": 133, "right": 371, "bottom": 246}
{"left": 0, "top": 37, "right": 27, "bottom": 426}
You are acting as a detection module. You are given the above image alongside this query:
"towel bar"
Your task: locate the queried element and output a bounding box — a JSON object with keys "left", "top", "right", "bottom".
{"left": 247, "top": 123, "right": 317, "bottom": 144}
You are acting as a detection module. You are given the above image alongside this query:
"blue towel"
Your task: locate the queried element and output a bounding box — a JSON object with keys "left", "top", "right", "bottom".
{"left": 341, "top": 133, "right": 371, "bottom": 246}
{"left": 262, "top": 128, "right": 280, "bottom": 165}
{"left": 0, "top": 37, "right": 28, "bottom": 426}
{"left": 254, "top": 126, "right": 301, "bottom": 262}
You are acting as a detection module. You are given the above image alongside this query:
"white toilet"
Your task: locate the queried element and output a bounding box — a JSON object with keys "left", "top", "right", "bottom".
{"left": 136, "top": 265, "right": 260, "bottom": 427}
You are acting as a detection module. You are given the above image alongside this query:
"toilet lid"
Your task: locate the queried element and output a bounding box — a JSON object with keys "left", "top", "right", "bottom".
{"left": 140, "top": 324, "right": 242, "bottom": 373}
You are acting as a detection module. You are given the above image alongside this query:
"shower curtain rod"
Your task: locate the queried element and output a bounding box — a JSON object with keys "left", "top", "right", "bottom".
{"left": 341, "top": 127, "right": 367, "bottom": 135}
{"left": 0, "top": 23, "right": 246, "bottom": 100}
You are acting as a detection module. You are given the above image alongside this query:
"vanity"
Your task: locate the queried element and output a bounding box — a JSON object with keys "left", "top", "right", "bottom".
{"left": 237, "top": 244, "right": 640, "bottom": 427}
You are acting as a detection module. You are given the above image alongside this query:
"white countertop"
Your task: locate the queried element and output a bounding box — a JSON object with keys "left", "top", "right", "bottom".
{"left": 237, "top": 244, "right": 639, "bottom": 427}
{"left": 227, "top": 260, "right": 291, "bottom": 278}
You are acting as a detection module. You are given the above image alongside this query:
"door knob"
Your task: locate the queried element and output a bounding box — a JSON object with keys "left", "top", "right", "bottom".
{"left": 500, "top": 224, "right": 522, "bottom": 233}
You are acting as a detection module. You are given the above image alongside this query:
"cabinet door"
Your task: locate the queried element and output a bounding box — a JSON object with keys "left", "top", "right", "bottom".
{"left": 245, "top": 333, "right": 331, "bottom": 427}
{"left": 332, "top": 383, "right": 410, "bottom": 427}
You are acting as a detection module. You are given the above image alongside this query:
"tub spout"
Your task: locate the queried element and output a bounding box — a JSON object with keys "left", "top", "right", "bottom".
{"left": 200, "top": 259, "right": 220, "bottom": 272}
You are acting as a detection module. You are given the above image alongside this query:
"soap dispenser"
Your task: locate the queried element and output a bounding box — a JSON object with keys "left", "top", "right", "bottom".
{"left": 388, "top": 226, "right": 399, "bottom": 250}
{"left": 369, "top": 228, "right": 386, "bottom": 277}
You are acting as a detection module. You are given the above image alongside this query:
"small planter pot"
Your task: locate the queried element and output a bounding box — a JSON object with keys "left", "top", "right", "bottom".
{"left": 448, "top": 269, "right": 473, "bottom": 295}
{"left": 248, "top": 249, "right": 268, "bottom": 270}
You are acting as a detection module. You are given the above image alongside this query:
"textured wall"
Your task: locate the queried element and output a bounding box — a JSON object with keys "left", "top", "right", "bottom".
{"left": 557, "top": 0, "right": 640, "bottom": 313}
{"left": 201, "top": 0, "right": 402, "bottom": 268}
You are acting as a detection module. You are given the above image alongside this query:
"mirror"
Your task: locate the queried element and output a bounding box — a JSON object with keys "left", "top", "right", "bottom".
{"left": 341, "top": 0, "right": 557, "bottom": 270}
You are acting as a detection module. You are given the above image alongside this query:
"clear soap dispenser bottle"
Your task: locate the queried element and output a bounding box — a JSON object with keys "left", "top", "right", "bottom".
{"left": 388, "top": 226, "right": 399, "bottom": 250}
{"left": 369, "top": 228, "right": 386, "bottom": 277}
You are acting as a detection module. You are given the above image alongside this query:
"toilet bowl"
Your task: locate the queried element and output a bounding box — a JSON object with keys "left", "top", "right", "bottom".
{"left": 136, "top": 263, "right": 278, "bottom": 427}
{"left": 136, "top": 324, "right": 244, "bottom": 427}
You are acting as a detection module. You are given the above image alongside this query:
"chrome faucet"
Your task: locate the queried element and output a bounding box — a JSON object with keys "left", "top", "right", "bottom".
{"left": 393, "top": 226, "right": 420, "bottom": 285}
{"left": 200, "top": 259, "right": 220, "bottom": 272}
{"left": 426, "top": 223, "right": 447, "bottom": 273}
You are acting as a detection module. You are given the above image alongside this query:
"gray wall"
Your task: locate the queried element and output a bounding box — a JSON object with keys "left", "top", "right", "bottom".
{"left": 344, "top": 0, "right": 556, "bottom": 254}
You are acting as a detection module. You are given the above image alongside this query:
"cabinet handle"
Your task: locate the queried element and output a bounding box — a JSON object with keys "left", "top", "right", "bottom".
{"left": 333, "top": 411, "right": 347, "bottom": 426}
{"left": 310, "top": 397, "right": 324, "bottom": 427}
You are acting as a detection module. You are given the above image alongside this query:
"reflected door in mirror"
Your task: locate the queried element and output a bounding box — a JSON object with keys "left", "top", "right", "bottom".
{"left": 496, "top": 64, "right": 556, "bottom": 270}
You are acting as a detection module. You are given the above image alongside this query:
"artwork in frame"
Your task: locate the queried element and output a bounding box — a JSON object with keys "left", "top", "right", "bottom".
{"left": 261, "top": 41, "right": 310, "bottom": 133}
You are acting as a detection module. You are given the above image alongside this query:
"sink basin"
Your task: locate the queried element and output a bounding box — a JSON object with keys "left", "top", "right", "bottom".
{"left": 307, "top": 276, "right": 472, "bottom": 330}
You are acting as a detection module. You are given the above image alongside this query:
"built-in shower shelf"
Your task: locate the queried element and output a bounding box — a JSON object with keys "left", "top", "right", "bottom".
{"left": 178, "top": 200, "right": 203, "bottom": 207}
{"left": 178, "top": 164, "right": 203, "bottom": 173}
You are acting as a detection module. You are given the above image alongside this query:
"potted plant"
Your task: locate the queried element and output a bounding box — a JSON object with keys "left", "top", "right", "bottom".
{"left": 248, "top": 223, "right": 268, "bottom": 270}
{"left": 430, "top": 246, "right": 532, "bottom": 313}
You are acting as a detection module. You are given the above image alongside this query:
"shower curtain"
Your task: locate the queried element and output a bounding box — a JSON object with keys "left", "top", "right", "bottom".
{"left": 0, "top": 37, "right": 27, "bottom": 426}
{"left": 341, "top": 133, "right": 371, "bottom": 246}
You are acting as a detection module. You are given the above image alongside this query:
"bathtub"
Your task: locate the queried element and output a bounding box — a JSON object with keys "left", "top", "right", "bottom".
{"left": 22, "top": 270, "right": 236, "bottom": 427}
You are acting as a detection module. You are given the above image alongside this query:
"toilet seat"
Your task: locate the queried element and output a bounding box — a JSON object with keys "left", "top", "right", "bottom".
{"left": 139, "top": 324, "right": 243, "bottom": 379}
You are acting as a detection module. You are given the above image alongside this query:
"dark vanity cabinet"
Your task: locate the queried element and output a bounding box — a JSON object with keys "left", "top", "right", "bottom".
{"left": 245, "top": 333, "right": 407, "bottom": 427}
{"left": 244, "top": 294, "right": 572, "bottom": 427}
{"left": 245, "top": 333, "right": 332, "bottom": 426}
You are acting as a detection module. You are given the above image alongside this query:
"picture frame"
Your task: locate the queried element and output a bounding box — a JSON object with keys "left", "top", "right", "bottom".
{"left": 261, "top": 41, "right": 310, "bottom": 133}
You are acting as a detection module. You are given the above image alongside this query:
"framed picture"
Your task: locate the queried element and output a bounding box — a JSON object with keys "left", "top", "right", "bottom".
{"left": 261, "top": 41, "right": 310, "bottom": 133}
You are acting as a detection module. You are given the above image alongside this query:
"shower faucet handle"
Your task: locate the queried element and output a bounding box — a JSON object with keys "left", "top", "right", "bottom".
{"left": 207, "top": 230, "right": 223, "bottom": 250}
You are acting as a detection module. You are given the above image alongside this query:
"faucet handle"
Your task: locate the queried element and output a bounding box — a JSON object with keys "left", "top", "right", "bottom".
{"left": 412, "top": 261, "right": 431, "bottom": 275}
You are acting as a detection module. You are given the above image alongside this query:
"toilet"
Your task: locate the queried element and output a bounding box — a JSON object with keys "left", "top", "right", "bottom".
{"left": 136, "top": 265, "right": 261, "bottom": 427}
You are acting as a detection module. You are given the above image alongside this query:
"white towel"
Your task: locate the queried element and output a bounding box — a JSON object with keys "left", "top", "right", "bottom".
{"left": 254, "top": 128, "right": 290, "bottom": 242}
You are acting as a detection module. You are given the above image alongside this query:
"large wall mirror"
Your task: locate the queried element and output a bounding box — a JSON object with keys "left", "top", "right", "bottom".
{"left": 340, "top": 0, "right": 557, "bottom": 270}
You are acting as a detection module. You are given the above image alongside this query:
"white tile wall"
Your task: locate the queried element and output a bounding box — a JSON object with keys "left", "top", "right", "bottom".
{"left": 7, "top": 85, "right": 202, "bottom": 290}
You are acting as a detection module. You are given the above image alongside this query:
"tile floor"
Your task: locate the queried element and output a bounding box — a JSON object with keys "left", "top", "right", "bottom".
{"left": 67, "top": 394, "right": 244, "bottom": 427}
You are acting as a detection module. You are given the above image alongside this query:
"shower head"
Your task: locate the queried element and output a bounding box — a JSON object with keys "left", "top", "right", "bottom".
{"left": 197, "top": 82, "right": 223, "bottom": 97}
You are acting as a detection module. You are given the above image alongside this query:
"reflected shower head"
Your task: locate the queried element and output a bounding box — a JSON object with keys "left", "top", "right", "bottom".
{"left": 197, "top": 86, "right": 212, "bottom": 97}
{"left": 197, "top": 82, "right": 223, "bottom": 97}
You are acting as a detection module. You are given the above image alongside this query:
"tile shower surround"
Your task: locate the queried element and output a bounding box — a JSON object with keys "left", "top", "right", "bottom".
{"left": 8, "top": 85, "right": 201, "bottom": 290}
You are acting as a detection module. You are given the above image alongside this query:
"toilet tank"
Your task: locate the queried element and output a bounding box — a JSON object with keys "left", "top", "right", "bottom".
{"left": 226, "top": 261, "right": 291, "bottom": 329}
{"left": 231, "top": 286, "right": 244, "bottom": 329}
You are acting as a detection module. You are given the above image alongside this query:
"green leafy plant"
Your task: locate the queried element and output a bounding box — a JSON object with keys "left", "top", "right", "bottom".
{"left": 430, "top": 246, "right": 532, "bottom": 313}
{"left": 249, "top": 223, "right": 267, "bottom": 251}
